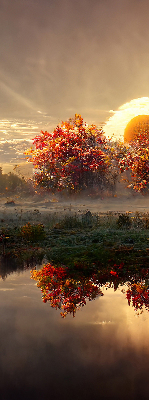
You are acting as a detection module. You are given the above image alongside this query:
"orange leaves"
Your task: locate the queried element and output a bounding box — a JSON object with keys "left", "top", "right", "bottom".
{"left": 20, "top": 223, "right": 45, "bottom": 242}
{"left": 126, "top": 282, "right": 149, "bottom": 313}
{"left": 119, "top": 130, "right": 149, "bottom": 192}
{"left": 31, "top": 261, "right": 149, "bottom": 317}
{"left": 26, "top": 114, "right": 111, "bottom": 193}
{"left": 31, "top": 263, "right": 102, "bottom": 317}
{"left": 25, "top": 113, "right": 149, "bottom": 194}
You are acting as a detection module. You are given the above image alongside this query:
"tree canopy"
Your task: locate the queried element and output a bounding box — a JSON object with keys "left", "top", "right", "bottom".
{"left": 119, "top": 128, "right": 149, "bottom": 192}
{"left": 26, "top": 114, "right": 117, "bottom": 193}
{"left": 26, "top": 113, "right": 149, "bottom": 195}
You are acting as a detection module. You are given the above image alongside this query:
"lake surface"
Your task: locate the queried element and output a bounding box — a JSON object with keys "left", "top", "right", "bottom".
{"left": 0, "top": 267, "right": 149, "bottom": 400}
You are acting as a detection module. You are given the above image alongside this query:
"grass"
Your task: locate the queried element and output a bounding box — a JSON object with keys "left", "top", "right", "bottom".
{"left": 0, "top": 211, "right": 149, "bottom": 270}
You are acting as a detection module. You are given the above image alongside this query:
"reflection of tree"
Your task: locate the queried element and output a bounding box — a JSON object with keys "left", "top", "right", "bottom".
{"left": 31, "top": 264, "right": 103, "bottom": 317}
{"left": 110, "top": 268, "right": 149, "bottom": 314}
{"left": 31, "top": 263, "right": 149, "bottom": 317}
{"left": 0, "top": 258, "right": 30, "bottom": 280}
{"left": 125, "top": 282, "right": 149, "bottom": 314}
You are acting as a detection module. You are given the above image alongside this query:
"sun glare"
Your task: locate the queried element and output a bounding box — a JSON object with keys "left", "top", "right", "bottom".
{"left": 104, "top": 97, "right": 149, "bottom": 141}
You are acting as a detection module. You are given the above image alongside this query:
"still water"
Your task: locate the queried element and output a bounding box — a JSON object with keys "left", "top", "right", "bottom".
{"left": 0, "top": 267, "right": 149, "bottom": 400}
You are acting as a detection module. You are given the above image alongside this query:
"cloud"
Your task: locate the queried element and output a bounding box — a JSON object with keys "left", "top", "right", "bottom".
{"left": 104, "top": 97, "right": 149, "bottom": 140}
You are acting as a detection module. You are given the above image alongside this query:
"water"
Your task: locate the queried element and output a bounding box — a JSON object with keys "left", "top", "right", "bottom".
{"left": 0, "top": 267, "right": 149, "bottom": 399}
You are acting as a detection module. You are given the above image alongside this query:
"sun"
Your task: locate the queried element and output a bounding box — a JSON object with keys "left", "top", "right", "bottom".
{"left": 104, "top": 97, "right": 149, "bottom": 141}
{"left": 124, "top": 115, "right": 149, "bottom": 142}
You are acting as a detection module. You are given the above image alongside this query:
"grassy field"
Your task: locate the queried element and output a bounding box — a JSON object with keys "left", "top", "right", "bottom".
{"left": 0, "top": 210, "right": 149, "bottom": 272}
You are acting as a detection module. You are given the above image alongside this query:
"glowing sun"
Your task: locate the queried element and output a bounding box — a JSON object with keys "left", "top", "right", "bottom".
{"left": 124, "top": 114, "right": 149, "bottom": 142}
{"left": 104, "top": 97, "right": 149, "bottom": 141}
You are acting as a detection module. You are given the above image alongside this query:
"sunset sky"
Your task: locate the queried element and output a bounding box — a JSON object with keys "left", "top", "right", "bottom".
{"left": 1, "top": 0, "right": 149, "bottom": 171}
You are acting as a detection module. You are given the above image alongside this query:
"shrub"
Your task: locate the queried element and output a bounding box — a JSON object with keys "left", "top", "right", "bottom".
{"left": 20, "top": 223, "right": 45, "bottom": 242}
{"left": 117, "top": 214, "right": 132, "bottom": 229}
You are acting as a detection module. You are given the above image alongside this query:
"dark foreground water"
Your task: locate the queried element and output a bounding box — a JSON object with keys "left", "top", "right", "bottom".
{"left": 0, "top": 269, "right": 149, "bottom": 400}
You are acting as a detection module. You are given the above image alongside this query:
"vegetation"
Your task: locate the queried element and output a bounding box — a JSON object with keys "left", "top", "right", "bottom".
{"left": 0, "top": 211, "right": 149, "bottom": 268}
{"left": 119, "top": 129, "right": 149, "bottom": 192}
{"left": 26, "top": 113, "right": 149, "bottom": 195}
{"left": 0, "top": 210, "right": 149, "bottom": 317}
{"left": 1, "top": 114, "right": 149, "bottom": 197}
{"left": 20, "top": 222, "right": 45, "bottom": 243}
{"left": 26, "top": 114, "right": 119, "bottom": 194}
{"left": 0, "top": 167, "right": 34, "bottom": 196}
{"left": 1, "top": 113, "right": 149, "bottom": 318}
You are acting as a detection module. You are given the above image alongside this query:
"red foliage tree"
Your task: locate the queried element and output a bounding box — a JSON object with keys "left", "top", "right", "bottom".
{"left": 26, "top": 114, "right": 115, "bottom": 193}
{"left": 119, "top": 129, "right": 149, "bottom": 192}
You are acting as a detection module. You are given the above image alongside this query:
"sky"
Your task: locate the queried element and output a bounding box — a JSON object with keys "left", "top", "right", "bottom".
{"left": 1, "top": 0, "right": 149, "bottom": 172}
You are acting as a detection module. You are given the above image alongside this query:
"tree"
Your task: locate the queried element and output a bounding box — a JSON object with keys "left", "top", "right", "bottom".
{"left": 119, "top": 129, "right": 149, "bottom": 192}
{"left": 0, "top": 168, "right": 35, "bottom": 196}
{"left": 26, "top": 114, "right": 114, "bottom": 193}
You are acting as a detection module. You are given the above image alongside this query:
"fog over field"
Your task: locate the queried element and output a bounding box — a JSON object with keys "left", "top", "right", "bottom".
{"left": 0, "top": 190, "right": 149, "bottom": 229}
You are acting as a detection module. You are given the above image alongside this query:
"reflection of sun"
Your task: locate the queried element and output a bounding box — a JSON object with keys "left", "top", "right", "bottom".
{"left": 104, "top": 97, "right": 149, "bottom": 141}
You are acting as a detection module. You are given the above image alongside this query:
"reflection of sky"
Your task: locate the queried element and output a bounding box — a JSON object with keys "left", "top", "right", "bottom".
{"left": 0, "top": 270, "right": 149, "bottom": 399}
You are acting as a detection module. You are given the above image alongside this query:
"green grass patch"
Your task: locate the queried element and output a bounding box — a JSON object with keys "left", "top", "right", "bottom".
{"left": 1, "top": 212, "right": 149, "bottom": 270}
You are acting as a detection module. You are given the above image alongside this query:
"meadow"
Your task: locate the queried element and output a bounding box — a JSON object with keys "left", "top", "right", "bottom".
{"left": 0, "top": 194, "right": 149, "bottom": 273}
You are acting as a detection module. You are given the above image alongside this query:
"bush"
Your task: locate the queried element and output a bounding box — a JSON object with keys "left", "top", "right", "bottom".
{"left": 117, "top": 214, "right": 132, "bottom": 229}
{"left": 19, "top": 223, "right": 45, "bottom": 242}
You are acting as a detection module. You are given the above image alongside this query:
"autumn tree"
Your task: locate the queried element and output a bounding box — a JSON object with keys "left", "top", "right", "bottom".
{"left": 119, "top": 128, "right": 149, "bottom": 192}
{"left": 26, "top": 114, "right": 116, "bottom": 193}
{"left": 0, "top": 168, "right": 29, "bottom": 195}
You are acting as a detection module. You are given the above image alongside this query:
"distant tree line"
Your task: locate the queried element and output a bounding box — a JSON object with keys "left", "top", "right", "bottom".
{"left": 0, "top": 167, "right": 34, "bottom": 196}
